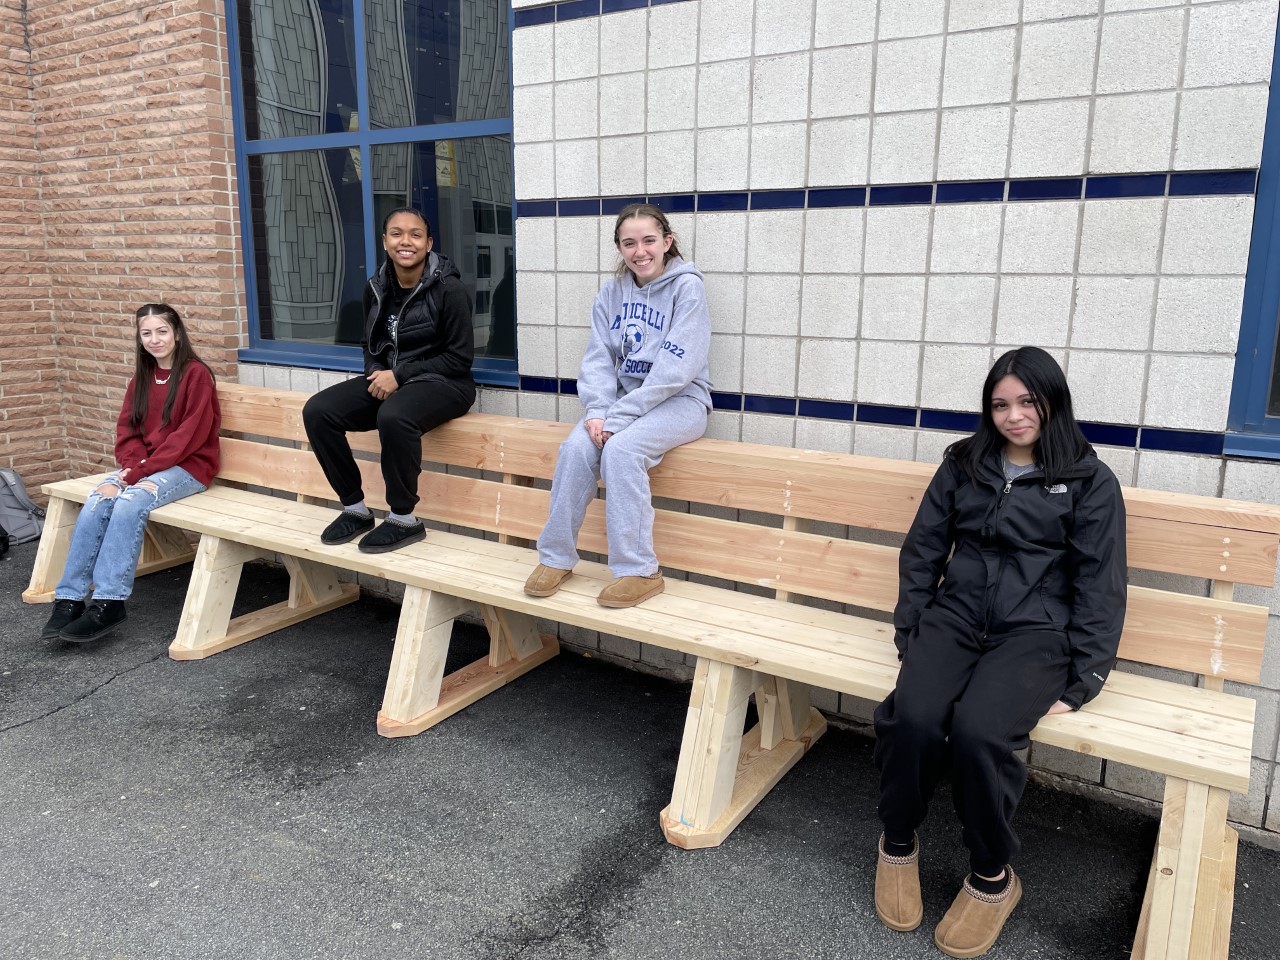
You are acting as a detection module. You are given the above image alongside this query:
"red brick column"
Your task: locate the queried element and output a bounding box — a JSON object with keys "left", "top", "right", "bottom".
{"left": 0, "top": 0, "right": 63, "bottom": 494}
{"left": 13, "top": 0, "right": 244, "bottom": 491}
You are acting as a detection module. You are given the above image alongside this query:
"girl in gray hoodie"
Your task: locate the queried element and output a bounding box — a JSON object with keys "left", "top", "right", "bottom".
{"left": 523, "top": 203, "right": 712, "bottom": 608}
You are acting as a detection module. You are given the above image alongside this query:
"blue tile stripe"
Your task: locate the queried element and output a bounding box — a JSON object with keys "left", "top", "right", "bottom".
{"left": 514, "top": 0, "right": 693, "bottom": 27}
{"left": 512, "top": 378, "right": 1230, "bottom": 453}
{"left": 517, "top": 169, "right": 1258, "bottom": 218}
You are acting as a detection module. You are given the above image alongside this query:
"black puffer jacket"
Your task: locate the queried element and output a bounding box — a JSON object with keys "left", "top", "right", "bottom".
{"left": 362, "top": 251, "right": 475, "bottom": 388}
{"left": 894, "top": 451, "right": 1127, "bottom": 709}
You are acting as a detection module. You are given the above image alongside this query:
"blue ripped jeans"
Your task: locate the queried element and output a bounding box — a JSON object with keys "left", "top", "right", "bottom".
{"left": 55, "top": 465, "right": 206, "bottom": 602}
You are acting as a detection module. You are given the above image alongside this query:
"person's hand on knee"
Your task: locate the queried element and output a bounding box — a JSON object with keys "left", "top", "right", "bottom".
{"left": 367, "top": 369, "right": 399, "bottom": 400}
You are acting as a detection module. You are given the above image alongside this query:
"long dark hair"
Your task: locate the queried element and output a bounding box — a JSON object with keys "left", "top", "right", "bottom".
{"left": 613, "top": 203, "right": 684, "bottom": 279}
{"left": 946, "top": 346, "right": 1092, "bottom": 485}
{"left": 130, "top": 303, "right": 211, "bottom": 429}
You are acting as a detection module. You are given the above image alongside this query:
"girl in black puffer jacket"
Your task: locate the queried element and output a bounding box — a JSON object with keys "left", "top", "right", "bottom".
{"left": 872, "top": 347, "right": 1127, "bottom": 959}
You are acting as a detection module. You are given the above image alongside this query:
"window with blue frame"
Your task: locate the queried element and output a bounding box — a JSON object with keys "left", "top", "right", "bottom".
{"left": 229, "top": 0, "right": 516, "bottom": 382}
{"left": 1228, "top": 24, "right": 1280, "bottom": 456}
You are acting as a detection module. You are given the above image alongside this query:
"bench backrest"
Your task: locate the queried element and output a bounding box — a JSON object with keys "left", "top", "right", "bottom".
{"left": 216, "top": 382, "right": 1280, "bottom": 687}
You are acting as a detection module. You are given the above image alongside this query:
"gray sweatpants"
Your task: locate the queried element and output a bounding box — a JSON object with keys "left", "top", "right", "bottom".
{"left": 536, "top": 394, "right": 708, "bottom": 577}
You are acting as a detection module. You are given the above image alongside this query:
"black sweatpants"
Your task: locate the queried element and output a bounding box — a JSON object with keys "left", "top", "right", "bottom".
{"left": 873, "top": 605, "right": 1070, "bottom": 876}
{"left": 302, "top": 374, "right": 474, "bottom": 516}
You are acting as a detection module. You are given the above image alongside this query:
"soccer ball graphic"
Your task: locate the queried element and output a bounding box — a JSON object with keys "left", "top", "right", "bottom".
{"left": 622, "top": 323, "right": 644, "bottom": 357}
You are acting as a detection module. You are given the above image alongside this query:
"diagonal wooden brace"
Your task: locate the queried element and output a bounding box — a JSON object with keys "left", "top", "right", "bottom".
{"left": 168, "top": 538, "right": 358, "bottom": 661}
{"left": 376, "top": 595, "right": 558, "bottom": 738}
{"left": 660, "top": 659, "right": 828, "bottom": 849}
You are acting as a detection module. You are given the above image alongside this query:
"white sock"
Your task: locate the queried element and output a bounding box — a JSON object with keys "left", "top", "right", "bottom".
{"left": 344, "top": 501, "right": 372, "bottom": 517}
{"left": 387, "top": 511, "right": 419, "bottom": 526}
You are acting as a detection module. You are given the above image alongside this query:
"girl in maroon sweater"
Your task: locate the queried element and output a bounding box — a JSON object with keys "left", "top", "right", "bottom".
{"left": 42, "top": 304, "right": 221, "bottom": 643}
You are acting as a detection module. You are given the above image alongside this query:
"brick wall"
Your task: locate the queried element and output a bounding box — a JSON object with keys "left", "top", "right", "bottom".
{"left": 14, "top": 0, "right": 243, "bottom": 489}
{"left": 0, "top": 0, "right": 62, "bottom": 495}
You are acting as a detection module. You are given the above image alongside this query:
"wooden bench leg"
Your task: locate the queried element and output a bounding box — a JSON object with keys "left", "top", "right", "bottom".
{"left": 135, "top": 522, "right": 197, "bottom": 578}
{"left": 660, "top": 660, "right": 828, "bottom": 850}
{"left": 22, "top": 497, "right": 78, "bottom": 603}
{"left": 168, "top": 538, "right": 359, "bottom": 661}
{"left": 1131, "top": 778, "right": 1236, "bottom": 960}
{"left": 376, "top": 596, "right": 558, "bottom": 738}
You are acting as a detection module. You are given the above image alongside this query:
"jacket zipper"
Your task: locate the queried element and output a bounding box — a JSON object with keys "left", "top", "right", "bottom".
{"left": 982, "top": 477, "right": 1015, "bottom": 637}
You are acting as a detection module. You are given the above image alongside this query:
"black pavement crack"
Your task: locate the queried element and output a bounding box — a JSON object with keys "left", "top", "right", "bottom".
{"left": 0, "top": 649, "right": 167, "bottom": 734}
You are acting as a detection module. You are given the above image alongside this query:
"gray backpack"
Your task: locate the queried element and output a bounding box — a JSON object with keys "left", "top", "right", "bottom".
{"left": 0, "top": 467, "right": 45, "bottom": 546}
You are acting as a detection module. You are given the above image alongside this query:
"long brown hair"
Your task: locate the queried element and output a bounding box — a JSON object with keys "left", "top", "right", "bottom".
{"left": 129, "top": 303, "right": 211, "bottom": 428}
{"left": 612, "top": 203, "right": 684, "bottom": 280}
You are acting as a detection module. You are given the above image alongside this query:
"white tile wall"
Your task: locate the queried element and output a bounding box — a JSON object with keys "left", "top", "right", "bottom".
{"left": 752, "top": 54, "right": 811, "bottom": 124}
{"left": 516, "top": 271, "right": 556, "bottom": 326}
{"left": 949, "top": 0, "right": 1021, "bottom": 32}
{"left": 815, "top": 0, "right": 877, "bottom": 47}
{"left": 695, "top": 127, "right": 750, "bottom": 191}
{"left": 921, "top": 344, "right": 994, "bottom": 409}
{"left": 1078, "top": 198, "right": 1165, "bottom": 275}
{"left": 803, "top": 208, "right": 865, "bottom": 274}
{"left": 709, "top": 333, "right": 744, "bottom": 392}
{"left": 555, "top": 272, "right": 600, "bottom": 329}
{"left": 1001, "top": 202, "right": 1081, "bottom": 274}
{"left": 749, "top": 123, "right": 808, "bottom": 189}
{"left": 943, "top": 28, "right": 1016, "bottom": 108}
{"left": 697, "top": 61, "right": 751, "bottom": 128}
{"left": 853, "top": 423, "right": 917, "bottom": 459}
{"left": 799, "top": 338, "right": 858, "bottom": 401}
{"left": 801, "top": 275, "right": 861, "bottom": 338}
{"left": 754, "top": 0, "right": 813, "bottom": 56}
{"left": 870, "top": 112, "right": 939, "bottom": 184}
{"left": 1067, "top": 350, "right": 1147, "bottom": 424}
{"left": 862, "top": 275, "right": 927, "bottom": 340}
{"left": 997, "top": 276, "right": 1074, "bottom": 347}
{"left": 555, "top": 139, "right": 599, "bottom": 197}
{"left": 1144, "top": 354, "right": 1235, "bottom": 431}
{"left": 516, "top": 218, "right": 556, "bottom": 272}
{"left": 811, "top": 46, "right": 873, "bottom": 118}
{"left": 864, "top": 206, "right": 932, "bottom": 274}
{"left": 1024, "top": 0, "right": 1101, "bottom": 21}
{"left": 645, "top": 130, "right": 694, "bottom": 193}
{"left": 1184, "top": 1, "right": 1279, "bottom": 88}
{"left": 746, "top": 211, "right": 805, "bottom": 273}
{"left": 600, "top": 134, "right": 646, "bottom": 196}
{"left": 1089, "top": 92, "right": 1178, "bottom": 173}
{"left": 857, "top": 340, "right": 922, "bottom": 407}
{"left": 878, "top": 0, "right": 946, "bottom": 40}
{"left": 1071, "top": 276, "right": 1156, "bottom": 350}
{"left": 1152, "top": 277, "right": 1246, "bottom": 354}
{"left": 555, "top": 19, "right": 600, "bottom": 82}
{"left": 1009, "top": 99, "right": 1091, "bottom": 178}
{"left": 796, "top": 417, "right": 854, "bottom": 453}
{"left": 1174, "top": 85, "right": 1270, "bottom": 171}
{"left": 698, "top": 0, "right": 752, "bottom": 63}
{"left": 600, "top": 10, "right": 647, "bottom": 74}
{"left": 703, "top": 273, "right": 746, "bottom": 334}
{"left": 691, "top": 213, "right": 747, "bottom": 272}
{"left": 937, "top": 106, "right": 1012, "bottom": 180}
{"left": 1096, "top": 8, "right": 1185, "bottom": 95}
{"left": 924, "top": 275, "right": 997, "bottom": 344}
{"left": 1135, "top": 450, "right": 1223, "bottom": 496}
{"left": 810, "top": 118, "right": 871, "bottom": 187}
{"left": 647, "top": 67, "right": 695, "bottom": 132}
{"left": 744, "top": 274, "right": 802, "bottom": 337}
{"left": 1162, "top": 197, "right": 1256, "bottom": 276}
{"left": 930, "top": 203, "right": 1003, "bottom": 274}
{"left": 1018, "top": 18, "right": 1099, "bottom": 101}
{"left": 513, "top": 84, "right": 554, "bottom": 143}
{"left": 743, "top": 335, "right": 799, "bottom": 396}
{"left": 874, "top": 36, "right": 945, "bottom": 113}
{"left": 647, "top": 5, "right": 698, "bottom": 68}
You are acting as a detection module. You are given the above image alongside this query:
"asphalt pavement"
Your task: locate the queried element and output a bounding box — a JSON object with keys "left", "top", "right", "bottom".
{"left": 2, "top": 540, "right": 1277, "bottom": 959}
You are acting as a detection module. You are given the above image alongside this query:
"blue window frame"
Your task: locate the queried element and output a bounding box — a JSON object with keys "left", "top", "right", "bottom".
{"left": 226, "top": 0, "right": 518, "bottom": 385}
{"left": 1228, "top": 25, "right": 1280, "bottom": 456}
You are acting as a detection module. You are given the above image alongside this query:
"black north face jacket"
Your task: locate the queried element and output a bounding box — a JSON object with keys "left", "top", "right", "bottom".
{"left": 362, "top": 251, "right": 475, "bottom": 388}
{"left": 894, "top": 451, "right": 1128, "bottom": 710}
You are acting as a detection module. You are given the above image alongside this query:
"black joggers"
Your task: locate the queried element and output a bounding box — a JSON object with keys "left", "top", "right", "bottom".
{"left": 302, "top": 374, "right": 475, "bottom": 516}
{"left": 873, "top": 606, "right": 1071, "bottom": 876}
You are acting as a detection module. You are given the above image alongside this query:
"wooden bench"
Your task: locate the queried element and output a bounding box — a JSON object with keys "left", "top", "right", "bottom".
{"left": 23, "top": 381, "right": 1280, "bottom": 960}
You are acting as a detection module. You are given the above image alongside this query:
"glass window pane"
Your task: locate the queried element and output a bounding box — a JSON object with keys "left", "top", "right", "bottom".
{"left": 366, "top": 0, "right": 511, "bottom": 129}
{"left": 247, "top": 148, "right": 367, "bottom": 345}
{"left": 237, "top": 0, "right": 358, "bottom": 140}
{"left": 372, "top": 136, "right": 514, "bottom": 359}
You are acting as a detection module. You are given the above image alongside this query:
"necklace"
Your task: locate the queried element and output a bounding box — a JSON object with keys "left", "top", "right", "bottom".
{"left": 154, "top": 370, "right": 171, "bottom": 385}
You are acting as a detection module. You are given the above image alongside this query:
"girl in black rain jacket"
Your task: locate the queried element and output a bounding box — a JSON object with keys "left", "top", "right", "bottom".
{"left": 871, "top": 346, "right": 1126, "bottom": 959}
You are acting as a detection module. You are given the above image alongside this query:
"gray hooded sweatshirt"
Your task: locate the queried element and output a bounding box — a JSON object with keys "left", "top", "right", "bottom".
{"left": 577, "top": 257, "right": 713, "bottom": 435}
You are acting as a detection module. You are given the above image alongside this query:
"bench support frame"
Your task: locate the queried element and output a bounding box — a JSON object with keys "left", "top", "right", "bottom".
{"left": 168, "top": 535, "right": 360, "bottom": 661}
{"left": 660, "top": 658, "right": 828, "bottom": 849}
{"left": 1131, "top": 777, "right": 1237, "bottom": 960}
{"left": 376, "top": 589, "right": 558, "bottom": 738}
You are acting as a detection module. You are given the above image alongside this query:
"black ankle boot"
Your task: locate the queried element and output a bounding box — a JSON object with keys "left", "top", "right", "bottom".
{"left": 42, "top": 599, "right": 85, "bottom": 640}
{"left": 59, "top": 599, "right": 128, "bottom": 643}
